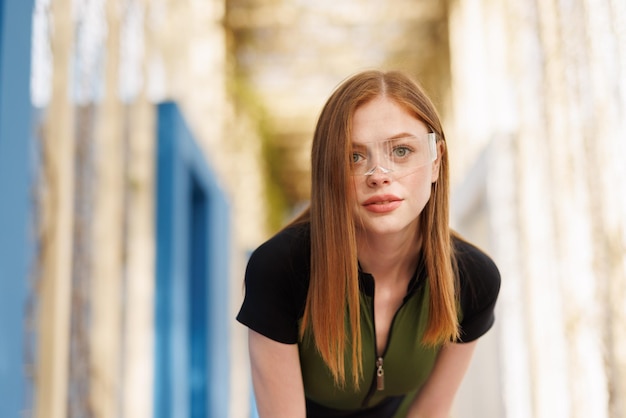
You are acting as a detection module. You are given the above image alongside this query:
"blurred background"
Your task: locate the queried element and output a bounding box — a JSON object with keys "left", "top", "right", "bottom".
{"left": 1, "top": 0, "right": 625, "bottom": 417}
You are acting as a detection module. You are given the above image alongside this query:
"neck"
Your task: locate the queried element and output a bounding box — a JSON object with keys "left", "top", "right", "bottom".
{"left": 356, "top": 226, "right": 422, "bottom": 284}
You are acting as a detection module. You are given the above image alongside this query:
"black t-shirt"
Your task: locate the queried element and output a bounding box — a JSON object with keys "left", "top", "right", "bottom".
{"left": 237, "top": 222, "right": 501, "bottom": 417}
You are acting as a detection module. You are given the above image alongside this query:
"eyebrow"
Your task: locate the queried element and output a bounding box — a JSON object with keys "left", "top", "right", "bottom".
{"left": 352, "top": 132, "right": 418, "bottom": 146}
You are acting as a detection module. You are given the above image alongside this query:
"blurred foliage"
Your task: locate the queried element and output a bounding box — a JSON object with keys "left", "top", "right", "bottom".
{"left": 227, "top": 72, "right": 291, "bottom": 233}
{"left": 224, "top": 0, "right": 454, "bottom": 236}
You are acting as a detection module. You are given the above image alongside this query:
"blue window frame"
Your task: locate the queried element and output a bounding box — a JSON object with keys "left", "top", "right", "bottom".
{"left": 155, "top": 102, "right": 231, "bottom": 418}
{"left": 0, "top": 0, "right": 35, "bottom": 417}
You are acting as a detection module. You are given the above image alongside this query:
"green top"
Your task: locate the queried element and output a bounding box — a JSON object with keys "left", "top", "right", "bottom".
{"left": 299, "top": 272, "right": 439, "bottom": 416}
{"left": 237, "top": 222, "right": 501, "bottom": 417}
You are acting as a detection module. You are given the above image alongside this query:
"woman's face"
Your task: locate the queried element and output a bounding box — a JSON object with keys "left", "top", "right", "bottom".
{"left": 350, "top": 96, "right": 440, "bottom": 238}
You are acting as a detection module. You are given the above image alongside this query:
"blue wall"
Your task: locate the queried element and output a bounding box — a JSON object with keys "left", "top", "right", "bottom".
{"left": 155, "top": 102, "right": 231, "bottom": 418}
{"left": 0, "top": 0, "right": 35, "bottom": 416}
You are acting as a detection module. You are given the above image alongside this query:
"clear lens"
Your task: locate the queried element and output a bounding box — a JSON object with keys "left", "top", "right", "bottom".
{"left": 351, "top": 133, "right": 437, "bottom": 176}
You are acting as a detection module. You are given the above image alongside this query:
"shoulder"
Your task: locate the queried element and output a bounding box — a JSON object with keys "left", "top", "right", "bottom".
{"left": 452, "top": 235, "right": 502, "bottom": 342}
{"left": 453, "top": 235, "right": 501, "bottom": 296}
{"left": 247, "top": 222, "right": 311, "bottom": 277}
{"left": 237, "top": 222, "right": 311, "bottom": 344}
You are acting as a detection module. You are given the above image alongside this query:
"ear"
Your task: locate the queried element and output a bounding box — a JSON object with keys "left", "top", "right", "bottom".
{"left": 431, "top": 141, "right": 444, "bottom": 183}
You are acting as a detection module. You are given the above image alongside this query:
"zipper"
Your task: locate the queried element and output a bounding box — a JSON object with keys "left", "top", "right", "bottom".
{"left": 361, "top": 293, "right": 404, "bottom": 407}
{"left": 360, "top": 262, "right": 424, "bottom": 408}
{"left": 376, "top": 357, "right": 385, "bottom": 390}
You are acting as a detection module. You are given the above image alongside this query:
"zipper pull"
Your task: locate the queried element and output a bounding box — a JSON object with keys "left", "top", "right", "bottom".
{"left": 376, "top": 357, "right": 384, "bottom": 391}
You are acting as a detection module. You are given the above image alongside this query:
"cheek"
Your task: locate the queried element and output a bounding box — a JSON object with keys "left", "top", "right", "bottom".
{"left": 408, "top": 166, "right": 434, "bottom": 188}
{"left": 405, "top": 170, "right": 434, "bottom": 204}
{"left": 413, "top": 181, "right": 433, "bottom": 201}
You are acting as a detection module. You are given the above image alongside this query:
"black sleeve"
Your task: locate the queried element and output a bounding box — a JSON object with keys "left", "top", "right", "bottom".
{"left": 236, "top": 226, "right": 310, "bottom": 344}
{"left": 455, "top": 239, "right": 501, "bottom": 343}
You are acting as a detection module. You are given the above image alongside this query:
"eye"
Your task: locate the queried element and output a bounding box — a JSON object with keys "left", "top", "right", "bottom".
{"left": 352, "top": 152, "right": 365, "bottom": 164}
{"left": 392, "top": 146, "right": 412, "bottom": 158}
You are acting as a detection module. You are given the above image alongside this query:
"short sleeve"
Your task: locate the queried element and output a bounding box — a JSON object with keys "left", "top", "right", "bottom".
{"left": 455, "top": 238, "right": 501, "bottom": 343}
{"left": 236, "top": 225, "right": 310, "bottom": 344}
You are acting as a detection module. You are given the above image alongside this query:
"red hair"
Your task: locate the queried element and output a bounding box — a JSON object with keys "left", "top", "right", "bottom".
{"left": 291, "top": 70, "right": 459, "bottom": 387}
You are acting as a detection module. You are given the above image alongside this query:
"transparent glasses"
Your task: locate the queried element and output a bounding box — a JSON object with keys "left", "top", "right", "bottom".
{"left": 350, "top": 133, "right": 437, "bottom": 177}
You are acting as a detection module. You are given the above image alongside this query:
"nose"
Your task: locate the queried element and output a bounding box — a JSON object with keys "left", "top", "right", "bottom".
{"left": 366, "top": 166, "right": 392, "bottom": 187}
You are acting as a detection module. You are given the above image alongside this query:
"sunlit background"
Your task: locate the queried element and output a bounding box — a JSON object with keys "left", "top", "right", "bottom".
{"left": 1, "top": 0, "right": 625, "bottom": 417}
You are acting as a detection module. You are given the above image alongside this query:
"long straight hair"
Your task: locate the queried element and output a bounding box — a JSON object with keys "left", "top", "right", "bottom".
{"left": 292, "top": 70, "right": 459, "bottom": 388}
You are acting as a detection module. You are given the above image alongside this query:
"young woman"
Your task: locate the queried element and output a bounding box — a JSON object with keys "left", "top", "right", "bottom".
{"left": 237, "top": 70, "right": 501, "bottom": 418}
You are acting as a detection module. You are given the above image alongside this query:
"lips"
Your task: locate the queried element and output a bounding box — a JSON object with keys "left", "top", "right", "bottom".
{"left": 362, "top": 194, "right": 403, "bottom": 213}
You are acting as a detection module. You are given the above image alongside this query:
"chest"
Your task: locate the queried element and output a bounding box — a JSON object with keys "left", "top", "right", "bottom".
{"left": 298, "top": 284, "right": 440, "bottom": 411}
{"left": 373, "top": 283, "right": 408, "bottom": 355}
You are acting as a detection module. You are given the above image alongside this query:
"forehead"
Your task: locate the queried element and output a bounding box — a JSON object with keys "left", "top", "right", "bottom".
{"left": 351, "top": 96, "right": 429, "bottom": 144}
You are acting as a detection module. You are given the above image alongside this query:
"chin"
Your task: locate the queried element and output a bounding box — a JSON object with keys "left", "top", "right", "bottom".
{"left": 356, "top": 217, "right": 418, "bottom": 237}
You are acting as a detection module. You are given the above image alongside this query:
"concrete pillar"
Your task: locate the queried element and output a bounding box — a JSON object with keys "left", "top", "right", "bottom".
{"left": 34, "top": 0, "right": 75, "bottom": 416}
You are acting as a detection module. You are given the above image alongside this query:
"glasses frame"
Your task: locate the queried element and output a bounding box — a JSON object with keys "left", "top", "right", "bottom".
{"left": 350, "top": 133, "right": 438, "bottom": 177}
